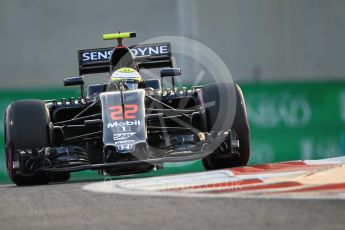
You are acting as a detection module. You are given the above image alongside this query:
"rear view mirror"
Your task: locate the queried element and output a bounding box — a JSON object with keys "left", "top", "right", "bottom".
{"left": 160, "top": 68, "right": 181, "bottom": 78}
{"left": 64, "top": 76, "right": 85, "bottom": 86}
{"left": 64, "top": 76, "right": 85, "bottom": 98}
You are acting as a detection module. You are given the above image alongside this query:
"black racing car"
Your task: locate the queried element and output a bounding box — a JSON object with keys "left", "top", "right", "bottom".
{"left": 4, "top": 32, "right": 250, "bottom": 186}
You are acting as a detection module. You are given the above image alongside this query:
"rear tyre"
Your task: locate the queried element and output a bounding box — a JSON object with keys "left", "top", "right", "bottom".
{"left": 50, "top": 172, "right": 71, "bottom": 183}
{"left": 105, "top": 164, "right": 154, "bottom": 176}
{"left": 201, "top": 82, "right": 250, "bottom": 170}
{"left": 86, "top": 141, "right": 103, "bottom": 164}
{"left": 104, "top": 144, "right": 155, "bottom": 176}
{"left": 4, "top": 100, "right": 52, "bottom": 186}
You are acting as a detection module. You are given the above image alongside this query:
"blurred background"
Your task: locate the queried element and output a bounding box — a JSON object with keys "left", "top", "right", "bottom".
{"left": 1, "top": 0, "right": 345, "bottom": 182}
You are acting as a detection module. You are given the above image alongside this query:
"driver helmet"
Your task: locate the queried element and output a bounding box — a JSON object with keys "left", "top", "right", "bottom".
{"left": 110, "top": 67, "right": 142, "bottom": 90}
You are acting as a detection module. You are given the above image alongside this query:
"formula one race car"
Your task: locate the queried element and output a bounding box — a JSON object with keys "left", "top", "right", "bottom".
{"left": 4, "top": 32, "right": 250, "bottom": 185}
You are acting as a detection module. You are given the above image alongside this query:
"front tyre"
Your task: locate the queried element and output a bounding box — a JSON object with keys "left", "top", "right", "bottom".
{"left": 201, "top": 82, "right": 250, "bottom": 169}
{"left": 4, "top": 100, "right": 52, "bottom": 186}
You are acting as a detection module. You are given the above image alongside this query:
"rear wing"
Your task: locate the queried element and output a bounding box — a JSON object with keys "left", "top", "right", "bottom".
{"left": 78, "top": 42, "right": 172, "bottom": 75}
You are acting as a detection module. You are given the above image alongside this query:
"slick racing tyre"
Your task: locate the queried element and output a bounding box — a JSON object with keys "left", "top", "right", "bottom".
{"left": 50, "top": 172, "right": 71, "bottom": 183}
{"left": 200, "top": 82, "right": 250, "bottom": 169}
{"left": 104, "top": 144, "right": 155, "bottom": 176}
{"left": 4, "top": 100, "right": 51, "bottom": 186}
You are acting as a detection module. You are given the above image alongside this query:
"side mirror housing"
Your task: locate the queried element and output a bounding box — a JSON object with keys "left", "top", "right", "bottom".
{"left": 160, "top": 68, "right": 181, "bottom": 78}
{"left": 160, "top": 68, "right": 181, "bottom": 92}
{"left": 64, "top": 76, "right": 84, "bottom": 86}
{"left": 63, "top": 76, "right": 85, "bottom": 98}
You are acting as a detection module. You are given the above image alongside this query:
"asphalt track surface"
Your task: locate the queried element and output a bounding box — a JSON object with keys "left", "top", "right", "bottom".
{"left": 0, "top": 180, "right": 345, "bottom": 230}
